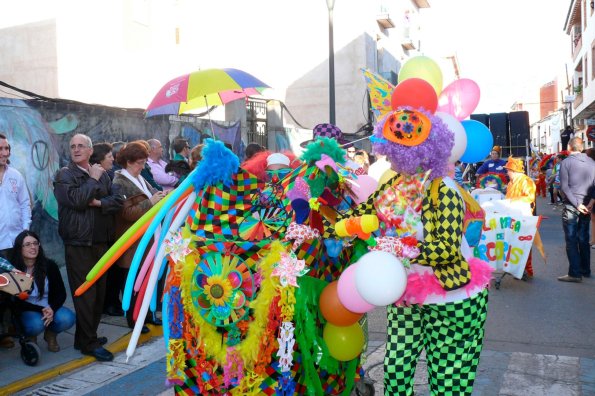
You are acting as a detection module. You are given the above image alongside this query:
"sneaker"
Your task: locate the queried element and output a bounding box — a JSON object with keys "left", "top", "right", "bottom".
{"left": 557, "top": 275, "right": 582, "bottom": 283}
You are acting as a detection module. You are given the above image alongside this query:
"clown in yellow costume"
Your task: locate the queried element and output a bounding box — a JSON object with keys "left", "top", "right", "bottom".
{"left": 504, "top": 157, "right": 536, "bottom": 276}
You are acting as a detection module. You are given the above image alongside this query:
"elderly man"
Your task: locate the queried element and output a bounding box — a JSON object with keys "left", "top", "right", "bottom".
{"left": 147, "top": 138, "right": 178, "bottom": 192}
{"left": 558, "top": 137, "right": 595, "bottom": 282}
{"left": 0, "top": 133, "right": 31, "bottom": 258}
{"left": 53, "top": 134, "right": 123, "bottom": 361}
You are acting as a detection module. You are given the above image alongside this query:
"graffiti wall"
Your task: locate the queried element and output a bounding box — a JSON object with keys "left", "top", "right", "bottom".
{"left": 0, "top": 97, "right": 239, "bottom": 265}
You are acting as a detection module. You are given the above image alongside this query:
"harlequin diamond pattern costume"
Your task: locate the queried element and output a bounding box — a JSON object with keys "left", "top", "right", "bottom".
{"left": 369, "top": 109, "right": 493, "bottom": 395}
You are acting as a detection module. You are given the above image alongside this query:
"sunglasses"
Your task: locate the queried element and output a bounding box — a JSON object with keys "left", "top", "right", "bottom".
{"left": 266, "top": 168, "right": 291, "bottom": 180}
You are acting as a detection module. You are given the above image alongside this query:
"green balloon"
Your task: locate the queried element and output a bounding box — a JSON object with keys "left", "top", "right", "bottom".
{"left": 398, "top": 56, "right": 443, "bottom": 95}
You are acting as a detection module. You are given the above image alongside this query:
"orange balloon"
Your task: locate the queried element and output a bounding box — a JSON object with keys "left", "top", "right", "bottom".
{"left": 319, "top": 281, "right": 363, "bottom": 326}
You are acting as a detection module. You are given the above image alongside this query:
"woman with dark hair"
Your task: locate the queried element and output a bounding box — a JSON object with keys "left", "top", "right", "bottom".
{"left": 90, "top": 142, "right": 115, "bottom": 180}
{"left": 10, "top": 231, "right": 75, "bottom": 352}
{"left": 112, "top": 142, "right": 166, "bottom": 333}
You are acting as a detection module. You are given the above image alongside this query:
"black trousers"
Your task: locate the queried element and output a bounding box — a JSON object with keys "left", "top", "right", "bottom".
{"left": 65, "top": 244, "right": 108, "bottom": 352}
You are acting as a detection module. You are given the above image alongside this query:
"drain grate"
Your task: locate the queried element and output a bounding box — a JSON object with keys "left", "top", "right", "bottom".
{"left": 23, "top": 382, "right": 84, "bottom": 396}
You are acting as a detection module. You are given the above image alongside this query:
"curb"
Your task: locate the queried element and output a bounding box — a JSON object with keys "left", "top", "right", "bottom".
{"left": 0, "top": 324, "right": 163, "bottom": 396}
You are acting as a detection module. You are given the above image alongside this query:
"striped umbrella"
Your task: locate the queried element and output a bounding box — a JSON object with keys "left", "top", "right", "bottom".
{"left": 145, "top": 68, "right": 269, "bottom": 117}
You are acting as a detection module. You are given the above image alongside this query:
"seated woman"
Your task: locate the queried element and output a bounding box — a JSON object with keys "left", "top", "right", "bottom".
{"left": 10, "top": 231, "right": 75, "bottom": 352}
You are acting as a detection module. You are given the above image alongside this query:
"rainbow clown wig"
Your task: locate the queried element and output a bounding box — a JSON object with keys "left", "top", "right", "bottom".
{"left": 371, "top": 107, "right": 454, "bottom": 180}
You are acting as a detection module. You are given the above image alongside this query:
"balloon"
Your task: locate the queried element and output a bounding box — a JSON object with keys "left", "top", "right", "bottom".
{"left": 348, "top": 175, "right": 379, "bottom": 204}
{"left": 337, "top": 264, "right": 374, "bottom": 313}
{"left": 398, "top": 55, "right": 443, "bottom": 95}
{"left": 459, "top": 120, "right": 494, "bottom": 164}
{"left": 323, "top": 323, "right": 365, "bottom": 361}
{"left": 355, "top": 251, "right": 407, "bottom": 306}
{"left": 436, "top": 112, "right": 467, "bottom": 163}
{"left": 437, "top": 78, "right": 480, "bottom": 120}
{"left": 391, "top": 78, "right": 438, "bottom": 113}
{"left": 319, "top": 281, "right": 363, "bottom": 326}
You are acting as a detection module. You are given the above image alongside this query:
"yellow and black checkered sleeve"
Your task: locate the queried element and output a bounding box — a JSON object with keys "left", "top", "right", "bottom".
{"left": 416, "top": 183, "right": 464, "bottom": 267}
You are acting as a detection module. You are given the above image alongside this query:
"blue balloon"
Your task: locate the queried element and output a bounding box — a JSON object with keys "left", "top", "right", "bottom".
{"left": 459, "top": 120, "right": 493, "bottom": 163}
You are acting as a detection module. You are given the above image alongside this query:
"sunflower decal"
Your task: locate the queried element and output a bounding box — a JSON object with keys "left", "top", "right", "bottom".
{"left": 191, "top": 253, "right": 254, "bottom": 327}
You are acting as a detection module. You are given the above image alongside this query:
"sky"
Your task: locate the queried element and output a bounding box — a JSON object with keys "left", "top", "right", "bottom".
{"left": 419, "top": 0, "right": 570, "bottom": 116}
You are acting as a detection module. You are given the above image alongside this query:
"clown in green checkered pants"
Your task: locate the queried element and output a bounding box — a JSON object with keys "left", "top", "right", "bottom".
{"left": 384, "top": 290, "right": 488, "bottom": 395}
{"left": 383, "top": 178, "right": 491, "bottom": 395}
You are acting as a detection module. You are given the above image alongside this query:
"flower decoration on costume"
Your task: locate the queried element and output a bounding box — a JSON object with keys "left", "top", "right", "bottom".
{"left": 272, "top": 252, "right": 309, "bottom": 287}
{"left": 372, "top": 108, "right": 453, "bottom": 180}
{"left": 164, "top": 230, "right": 193, "bottom": 264}
{"left": 382, "top": 109, "right": 431, "bottom": 146}
{"left": 191, "top": 253, "right": 254, "bottom": 327}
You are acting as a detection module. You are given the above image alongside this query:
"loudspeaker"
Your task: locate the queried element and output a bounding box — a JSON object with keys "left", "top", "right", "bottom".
{"left": 488, "top": 113, "right": 509, "bottom": 156}
{"left": 508, "top": 111, "right": 530, "bottom": 157}
{"left": 470, "top": 113, "right": 489, "bottom": 128}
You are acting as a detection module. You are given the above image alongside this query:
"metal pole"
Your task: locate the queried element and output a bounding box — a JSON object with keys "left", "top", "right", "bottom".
{"left": 203, "top": 95, "right": 215, "bottom": 139}
{"left": 328, "top": 5, "right": 336, "bottom": 125}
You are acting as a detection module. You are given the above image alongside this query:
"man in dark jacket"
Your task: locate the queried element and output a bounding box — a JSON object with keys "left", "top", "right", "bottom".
{"left": 53, "top": 134, "right": 123, "bottom": 361}
{"left": 558, "top": 137, "right": 595, "bottom": 282}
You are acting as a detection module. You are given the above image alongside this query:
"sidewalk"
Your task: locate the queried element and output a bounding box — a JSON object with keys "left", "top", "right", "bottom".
{"left": 362, "top": 341, "right": 595, "bottom": 395}
{"left": 0, "top": 261, "right": 164, "bottom": 396}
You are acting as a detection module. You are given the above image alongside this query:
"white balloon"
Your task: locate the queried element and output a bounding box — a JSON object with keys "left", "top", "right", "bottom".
{"left": 436, "top": 111, "right": 467, "bottom": 163}
{"left": 354, "top": 251, "right": 407, "bottom": 306}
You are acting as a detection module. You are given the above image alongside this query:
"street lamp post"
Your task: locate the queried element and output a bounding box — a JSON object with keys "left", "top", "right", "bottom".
{"left": 326, "top": 0, "right": 336, "bottom": 125}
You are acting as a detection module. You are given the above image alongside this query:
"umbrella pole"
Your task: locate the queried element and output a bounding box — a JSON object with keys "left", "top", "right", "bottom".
{"left": 204, "top": 95, "right": 216, "bottom": 139}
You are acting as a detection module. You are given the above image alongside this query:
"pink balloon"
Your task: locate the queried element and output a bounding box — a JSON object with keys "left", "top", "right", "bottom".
{"left": 436, "top": 78, "right": 480, "bottom": 121}
{"left": 349, "top": 175, "right": 378, "bottom": 204}
{"left": 337, "top": 264, "right": 375, "bottom": 314}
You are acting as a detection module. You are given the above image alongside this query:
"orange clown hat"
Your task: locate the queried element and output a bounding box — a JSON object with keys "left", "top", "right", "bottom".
{"left": 503, "top": 156, "right": 524, "bottom": 173}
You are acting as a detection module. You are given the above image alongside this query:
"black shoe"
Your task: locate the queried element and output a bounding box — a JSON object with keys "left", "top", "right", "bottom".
{"left": 147, "top": 317, "right": 162, "bottom": 326}
{"left": 141, "top": 325, "right": 150, "bottom": 334}
{"left": 82, "top": 346, "right": 114, "bottom": 362}
{"left": 74, "top": 337, "right": 108, "bottom": 350}
{"left": 104, "top": 306, "right": 124, "bottom": 316}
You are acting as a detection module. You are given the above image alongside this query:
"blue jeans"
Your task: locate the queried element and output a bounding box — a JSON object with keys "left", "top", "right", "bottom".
{"left": 562, "top": 204, "right": 591, "bottom": 278}
{"left": 20, "top": 307, "right": 76, "bottom": 337}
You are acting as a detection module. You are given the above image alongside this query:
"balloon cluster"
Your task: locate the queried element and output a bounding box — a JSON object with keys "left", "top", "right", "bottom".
{"left": 319, "top": 251, "right": 407, "bottom": 361}
{"left": 382, "top": 56, "right": 493, "bottom": 165}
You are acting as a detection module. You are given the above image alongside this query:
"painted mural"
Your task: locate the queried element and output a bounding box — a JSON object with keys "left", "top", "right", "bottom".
{"left": 0, "top": 97, "right": 239, "bottom": 264}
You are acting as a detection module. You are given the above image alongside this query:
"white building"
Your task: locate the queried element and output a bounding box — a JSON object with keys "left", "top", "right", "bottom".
{"left": 565, "top": 0, "right": 595, "bottom": 147}
{"left": 0, "top": 0, "right": 431, "bottom": 149}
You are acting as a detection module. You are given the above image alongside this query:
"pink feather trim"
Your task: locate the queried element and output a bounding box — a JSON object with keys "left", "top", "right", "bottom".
{"left": 395, "top": 258, "right": 494, "bottom": 306}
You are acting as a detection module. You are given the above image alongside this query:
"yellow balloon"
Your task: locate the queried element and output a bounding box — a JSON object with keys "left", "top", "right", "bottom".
{"left": 398, "top": 56, "right": 443, "bottom": 96}
{"left": 323, "top": 323, "right": 365, "bottom": 361}
{"left": 378, "top": 169, "right": 397, "bottom": 186}
{"left": 335, "top": 219, "right": 348, "bottom": 237}
{"left": 360, "top": 215, "right": 379, "bottom": 233}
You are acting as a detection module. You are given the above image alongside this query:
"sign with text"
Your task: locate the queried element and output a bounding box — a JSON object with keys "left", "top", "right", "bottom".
{"left": 473, "top": 213, "right": 539, "bottom": 278}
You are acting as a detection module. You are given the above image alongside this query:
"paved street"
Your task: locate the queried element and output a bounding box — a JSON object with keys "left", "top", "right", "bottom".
{"left": 12, "top": 196, "right": 595, "bottom": 395}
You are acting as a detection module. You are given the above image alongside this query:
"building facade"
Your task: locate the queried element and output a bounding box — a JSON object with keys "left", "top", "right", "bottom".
{"left": 0, "top": 0, "right": 430, "bottom": 150}
{"left": 564, "top": 0, "right": 595, "bottom": 147}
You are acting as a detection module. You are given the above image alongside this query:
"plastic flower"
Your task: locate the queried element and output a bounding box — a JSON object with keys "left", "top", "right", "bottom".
{"left": 203, "top": 275, "right": 233, "bottom": 307}
{"left": 192, "top": 253, "right": 254, "bottom": 327}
